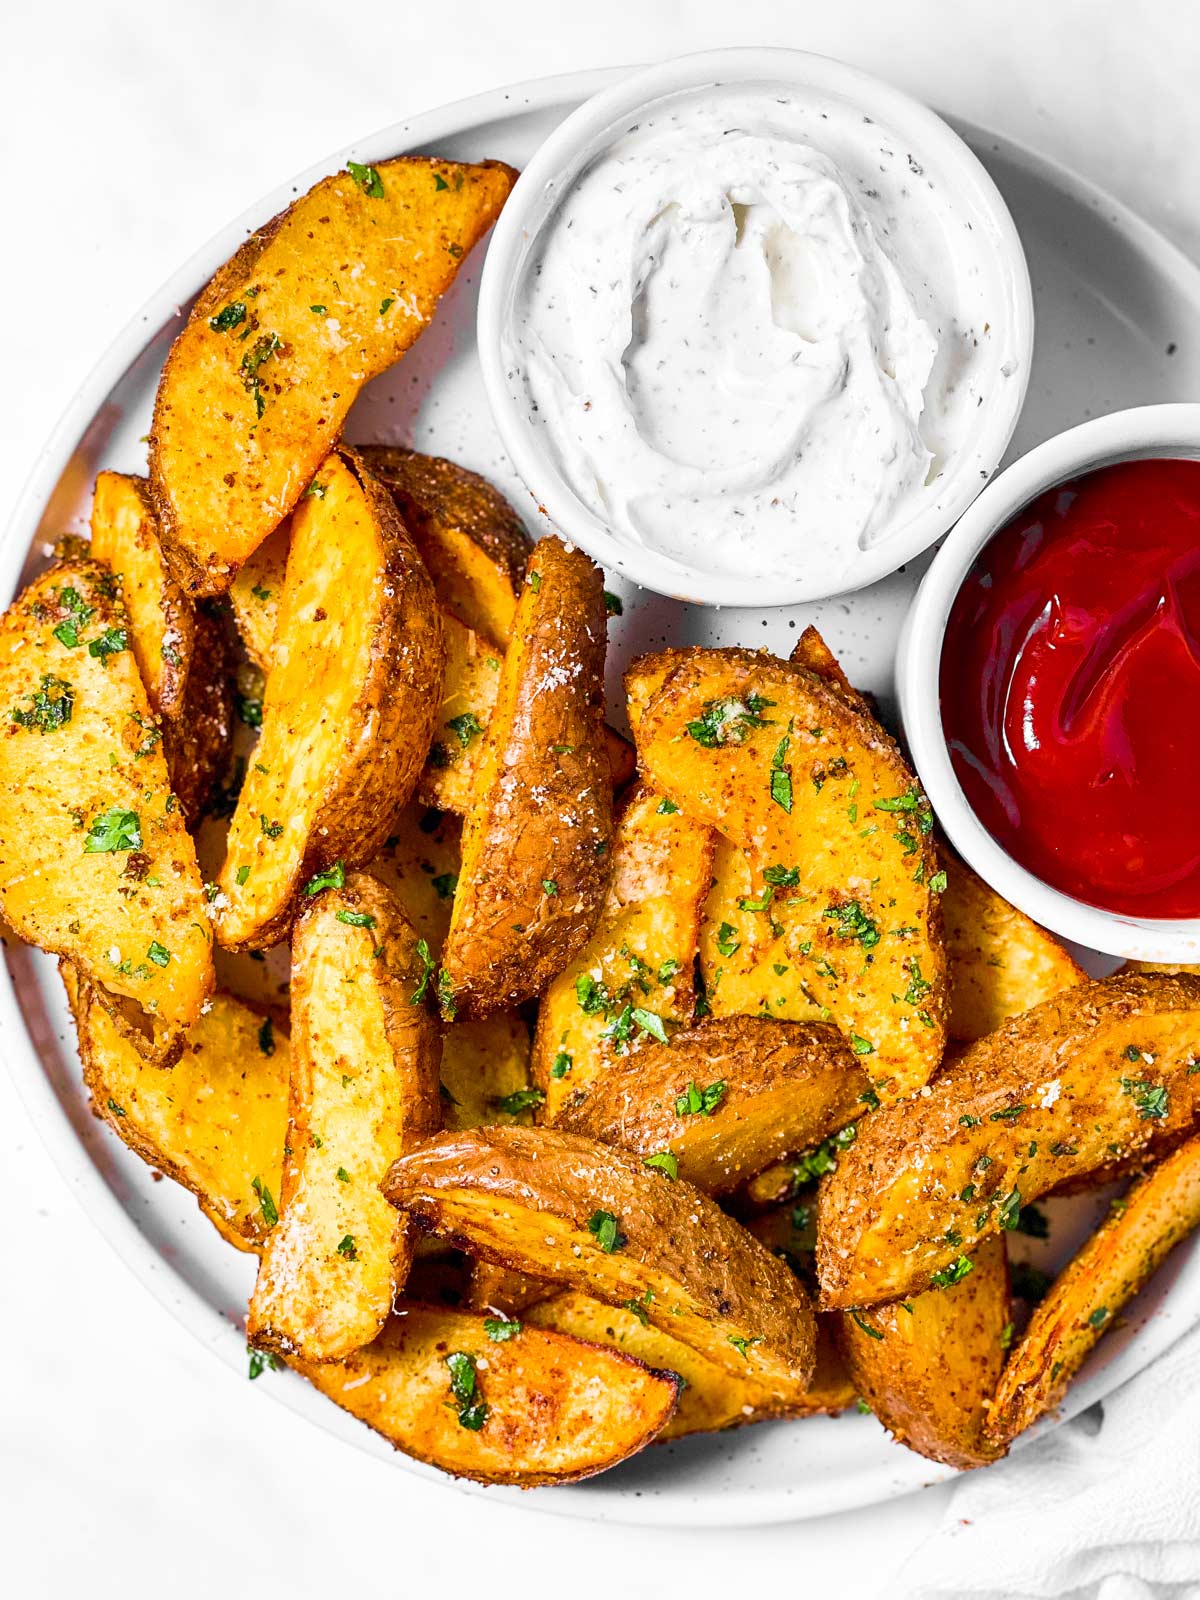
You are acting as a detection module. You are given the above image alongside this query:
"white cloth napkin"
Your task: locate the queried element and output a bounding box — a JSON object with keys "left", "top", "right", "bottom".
{"left": 895, "top": 1323, "right": 1200, "bottom": 1600}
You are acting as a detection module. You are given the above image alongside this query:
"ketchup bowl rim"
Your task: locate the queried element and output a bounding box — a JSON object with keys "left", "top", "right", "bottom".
{"left": 476, "top": 45, "right": 1035, "bottom": 608}
{"left": 897, "top": 401, "right": 1200, "bottom": 961}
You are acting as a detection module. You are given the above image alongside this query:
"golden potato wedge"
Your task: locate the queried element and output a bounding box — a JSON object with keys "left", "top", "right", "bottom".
{"left": 988, "top": 1132, "right": 1200, "bottom": 1446}
{"left": 216, "top": 449, "right": 444, "bottom": 950}
{"left": 228, "top": 520, "right": 290, "bottom": 671}
{"left": 439, "top": 1012, "right": 533, "bottom": 1130}
{"left": 526, "top": 1290, "right": 850, "bottom": 1440}
{"left": 531, "top": 782, "right": 714, "bottom": 1122}
{"left": 698, "top": 835, "right": 827, "bottom": 1024}
{"left": 293, "top": 1304, "right": 679, "bottom": 1486}
{"left": 366, "top": 802, "right": 461, "bottom": 957}
{"left": 150, "top": 158, "right": 516, "bottom": 594}
{"left": 818, "top": 973, "right": 1200, "bottom": 1309}
{"left": 943, "top": 855, "right": 1087, "bottom": 1043}
{"left": 788, "top": 624, "right": 868, "bottom": 711}
{"left": 89, "top": 471, "right": 194, "bottom": 718}
{"left": 0, "top": 555, "right": 213, "bottom": 1058}
{"left": 560, "top": 1016, "right": 870, "bottom": 1195}
{"left": 634, "top": 648, "right": 946, "bottom": 1101}
{"left": 358, "top": 447, "right": 532, "bottom": 648}
{"left": 440, "top": 538, "right": 613, "bottom": 1018}
{"left": 384, "top": 1124, "right": 816, "bottom": 1393}
{"left": 624, "top": 648, "right": 702, "bottom": 736}
{"left": 66, "top": 966, "right": 287, "bottom": 1253}
{"left": 840, "top": 1234, "right": 1010, "bottom": 1469}
{"left": 248, "top": 873, "right": 441, "bottom": 1361}
{"left": 161, "top": 605, "right": 234, "bottom": 825}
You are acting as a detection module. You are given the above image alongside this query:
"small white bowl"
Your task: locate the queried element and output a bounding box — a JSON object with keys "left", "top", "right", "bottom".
{"left": 477, "top": 47, "right": 1034, "bottom": 607}
{"left": 897, "top": 402, "right": 1200, "bottom": 963}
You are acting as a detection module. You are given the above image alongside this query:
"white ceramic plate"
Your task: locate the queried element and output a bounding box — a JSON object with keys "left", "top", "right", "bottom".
{"left": 7, "top": 68, "right": 1200, "bottom": 1528}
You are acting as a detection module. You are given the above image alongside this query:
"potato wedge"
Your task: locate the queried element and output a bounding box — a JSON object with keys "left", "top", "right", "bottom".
{"left": 440, "top": 538, "right": 613, "bottom": 1017}
{"left": 818, "top": 973, "right": 1200, "bottom": 1308}
{"left": 161, "top": 605, "right": 234, "bottom": 824}
{"left": 526, "top": 1290, "right": 851, "bottom": 1440}
{"left": 439, "top": 1013, "right": 533, "bottom": 1130}
{"left": 531, "top": 782, "right": 714, "bottom": 1122}
{"left": 358, "top": 447, "right": 532, "bottom": 648}
{"left": 150, "top": 157, "right": 516, "bottom": 594}
{"left": 215, "top": 449, "right": 444, "bottom": 950}
{"left": 788, "top": 624, "right": 868, "bottom": 711}
{"left": 698, "top": 834, "right": 826, "bottom": 1024}
{"left": 0, "top": 554, "right": 213, "bottom": 1058}
{"left": 228, "top": 521, "right": 290, "bottom": 671}
{"left": 560, "top": 1016, "right": 870, "bottom": 1195}
{"left": 988, "top": 1132, "right": 1200, "bottom": 1446}
{"left": 248, "top": 873, "right": 440, "bottom": 1361}
{"left": 292, "top": 1304, "right": 679, "bottom": 1486}
{"left": 839, "top": 1234, "right": 1010, "bottom": 1469}
{"left": 943, "top": 855, "right": 1087, "bottom": 1043}
{"left": 90, "top": 471, "right": 194, "bottom": 718}
{"left": 634, "top": 648, "right": 946, "bottom": 1101}
{"left": 384, "top": 1125, "right": 816, "bottom": 1393}
{"left": 624, "top": 648, "right": 702, "bottom": 736}
{"left": 366, "top": 802, "right": 461, "bottom": 957}
{"left": 66, "top": 965, "right": 288, "bottom": 1252}
{"left": 420, "top": 613, "right": 506, "bottom": 812}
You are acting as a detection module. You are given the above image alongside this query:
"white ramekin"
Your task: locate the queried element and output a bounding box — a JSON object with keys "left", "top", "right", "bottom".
{"left": 898, "top": 402, "right": 1200, "bottom": 963}
{"left": 477, "top": 47, "right": 1034, "bottom": 607}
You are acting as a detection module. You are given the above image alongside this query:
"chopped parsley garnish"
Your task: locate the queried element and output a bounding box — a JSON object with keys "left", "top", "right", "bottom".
{"left": 675, "top": 1080, "right": 727, "bottom": 1117}
{"left": 928, "top": 870, "right": 948, "bottom": 894}
{"left": 336, "top": 1234, "right": 357, "bottom": 1259}
{"left": 822, "top": 900, "right": 880, "bottom": 950}
{"left": 88, "top": 626, "right": 127, "bottom": 665}
{"left": 1016, "top": 1204, "right": 1050, "bottom": 1239}
{"left": 336, "top": 1167, "right": 350, "bottom": 1183}
{"left": 623, "top": 1290, "right": 655, "bottom": 1327}
{"left": 851, "top": 1312, "right": 884, "bottom": 1342}
{"left": 996, "top": 1187, "right": 1022, "bottom": 1231}
{"left": 738, "top": 886, "right": 774, "bottom": 913}
{"left": 379, "top": 296, "right": 394, "bottom": 316}
{"left": 12, "top": 672, "right": 74, "bottom": 732}
{"left": 550, "top": 1050, "right": 572, "bottom": 1080}
{"left": 445, "top": 1350, "right": 487, "bottom": 1429}
{"left": 483, "top": 1317, "right": 521, "bottom": 1342}
{"left": 247, "top": 1346, "right": 280, "bottom": 1380}
{"left": 542, "top": 879, "right": 558, "bottom": 897}
{"left": 336, "top": 909, "right": 376, "bottom": 928}
{"left": 437, "top": 970, "right": 456, "bottom": 1018}
{"left": 770, "top": 735, "right": 792, "bottom": 813}
{"left": 260, "top": 815, "right": 284, "bottom": 839}
{"left": 849, "top": 1033, "right": 875, "bottom": 1056}
{"left": 446, "top": 711, "right": 485, "bottom": 747}
{"left": 346, "top": 160, "right": 384, "bottom": 197}
{"left": 528, "top": 570, "right": 542, "bottom": 592}
{"left": 1121, "top": 1076, "right": 1169, "bottom": 1120}
{"left": 929, "top": 1256, "right": 973, "bottom": 1290}
{"left": 236, "top": 694, "right": 263, "bottom": 728}
{"left": 643, "top": 1151, "right": 678, "bottom": 1181}
{"left": 304, "top": 860, "right": 346, "bottom": 896}
{"left": 410, "top": 938, "right": 436, "bottom": 1005}
{"left": 106, "top": 1097, "right": 126, "bottom": 1119}
{"left": 146, "top": 941, "right": 171, "bottom": 968}
{"left": 603, "top": 591, "right": 623, "bottom": 616}
{"left": 251, "top": 1176, "right": 278, "bottom": 1228}
{"left": 83, "top": 807, "right": 141, "bottom": 854}
{"left": 239, "top": 331, "right": 282, "bottom": 418}
{"left": 51, "top": 586, "right": 94, "bottom": 648}
{"left": 990, "top": 1105, "right": 1027, "bottom": 1123}
{"left": 632, "top": 1007, "right": 669, "bottom": 1044}
{"left": 685, "top": 693, "right": 774, "bottom": 748}
{"left": 656, "top": 798, "right": 679, "bottom": 814}
{"left": 763, "top": 864, "right": 802, "bottom": 887}
{"left": 715, "top": 922, "right": 740, "bottom": 958}
{"left": 431, "top": 872, "right": 459, "bottom": 899}
{"left": 209, "top": 301, "right": 247, "bottom": 333}
{"left": 1087, "top": 1306, "right": 1109, "bottom": 1329}
{"left": 258, "top": 1017, "right": 275, "bottom": 1057}
{"left": 788, "top": 1124, "right": 857, "bottom": 1186}
{"left": 491, "top": 1088, "right": 545, "bottom": 1116}
{"left": 728, "top": 1334, "right": 762, "bottom": 1361}
{"left": 235, "top": 864, "right": 251, "bottom": 886}
{"left": 587, "top": 1210, "right": 625, "bottom": 1253}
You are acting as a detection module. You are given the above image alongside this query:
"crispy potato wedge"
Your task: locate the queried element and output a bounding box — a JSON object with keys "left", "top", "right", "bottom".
{"left": 439, "top": 1012, "right": 533, "bottom": 1130}
{"left": 162, "top": 605, "right": 234, "bottom": 825}
{"left": 215, "top": 449, "right": 444, "bottom": 950}
{"left": 440, "top": 538, "right": 613, "bottom": 1017}
{"left": 943, "top": 855, "right": 1088, "bottom": 1043}
{"left": 818, "top": 973, "right": 1200, "bottom": 1308}
{"left": 526, "top": 1290, "right": 851, "bottom": 1439}
{"left": 248, "top": 873, "right": 441, "bottom": 1361}
{"left": 0, "top": 555, "right": 213, "bottom": 1058}
{"left": 561, "top": 1016, "right": 870, "bottom": 1195}
{"left": 90, "top": 471, "right": 194, "bottom": 718}
{"left": 624, "top": 648, "right": 702, "bottom": 736}
{"left": 228, "top": 520, "right": 290, "bottom": 671}
{"left": 698, "top": 834, "right": 827, "bottom": 1025}
{"left": 358, "top": 447, "right": 532, "bottom": 648}
{"left": 293, "top": 1304, "right": 679, "bottom": 1486}
{"left": 634, "top": 648, "right": 946, "bottom": 1101}
{"left": 150, "top": 158, "right": 516, "bottom": 594}
{"left": 66, "top": 966, "right": 288, "bottom": 1252}
{"left": 988, "top": 1132, "right": 1200, "bottom": 1446}
{"left": 840, "top": 1234, "right": 1009, "bottom": 1469}
{"left": 531, "top": 782, "right": 714, "bottom": 1121}
{"left": 788, "top": 625, "right": 868, "bottom": 711}
{"left": 384, "top": 1124, "right": 816, "bottom": 1393}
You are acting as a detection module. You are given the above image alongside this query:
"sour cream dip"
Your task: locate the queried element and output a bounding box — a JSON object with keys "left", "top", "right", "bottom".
{"left": 506, "top": 86, "right": 1008, "bottom": 589}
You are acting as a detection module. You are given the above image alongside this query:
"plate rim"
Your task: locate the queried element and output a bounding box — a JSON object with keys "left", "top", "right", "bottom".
{"left": 6, "top": 63, "right": 1200, "bottom": 1529}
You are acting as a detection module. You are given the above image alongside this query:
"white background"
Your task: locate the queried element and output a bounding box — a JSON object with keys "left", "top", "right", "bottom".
{"left": 4, "top": 3, "right": 1200, "bottom": 1596}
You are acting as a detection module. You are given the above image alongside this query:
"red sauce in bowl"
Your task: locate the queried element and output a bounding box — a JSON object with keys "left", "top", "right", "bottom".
{"left": 940, "top": 457, "right": 1200, "bottom": 919}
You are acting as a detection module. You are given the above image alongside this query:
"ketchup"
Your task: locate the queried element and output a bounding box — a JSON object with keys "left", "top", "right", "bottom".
{"left": 940, "top": 458, "right": 1200, "bottom": 919}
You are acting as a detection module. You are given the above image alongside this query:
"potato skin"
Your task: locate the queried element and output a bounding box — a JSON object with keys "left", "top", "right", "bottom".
{"left": 150, "top": 157, "right": 516, "bottom": 594}
{"left": 440, "top": 537, "right": 613, "bottom": 1017}
{"left": 293, "top": 1304, "right": 679, "bottom": 1486}
{"left": 987, "top": 1131, "right": 1200, "bottom": 1447}
{"left": 161, "top": 604, "right": 234, "bottom": 825}
{"left": 248, "top": 873, "right": 441, "bottom": 1362}
{"left": 216, "top": 448, "right": 445, "bottom": 950}
{"left": 633, "top": 647, "right": 946, "bottom": 1103}
{"left": 384, "top": 1124, "right": 816, "bottom": 1394}
{"left": 839, "top": 1234, "right": 1010, "bottom": 1470}
{"left": 818, "top": 973, "right": 1200, "bottom": 1309}
{"left": 561, "top": 1016, "right": 870, "bottom": 1195}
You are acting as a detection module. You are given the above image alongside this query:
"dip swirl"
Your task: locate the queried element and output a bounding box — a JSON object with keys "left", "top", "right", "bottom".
{"left": 509, "top": 88, "right": 991, "bottom": 585}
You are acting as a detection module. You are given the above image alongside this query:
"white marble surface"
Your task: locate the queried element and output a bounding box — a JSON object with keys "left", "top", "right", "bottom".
{"left": 4, "top": 3, "right": 1200, "bottom": 1595}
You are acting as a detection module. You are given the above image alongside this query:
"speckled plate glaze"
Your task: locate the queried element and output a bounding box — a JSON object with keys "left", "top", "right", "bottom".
{"left": 6, "top": 67, "right": 1200, "bottom": 1528}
